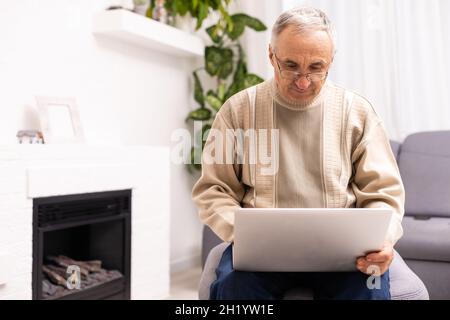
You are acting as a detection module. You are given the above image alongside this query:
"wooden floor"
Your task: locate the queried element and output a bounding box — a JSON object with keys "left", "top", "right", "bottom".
{"left": 167, "top": 266, "right": 202, "bottom": 300}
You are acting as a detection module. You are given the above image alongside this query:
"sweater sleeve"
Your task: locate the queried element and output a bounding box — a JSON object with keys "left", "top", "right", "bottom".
{"left": 351, "top": 121, "right": 405, "bottom": 245}
{"left": 191, "top": 110, "right": 245, "bottom": 242}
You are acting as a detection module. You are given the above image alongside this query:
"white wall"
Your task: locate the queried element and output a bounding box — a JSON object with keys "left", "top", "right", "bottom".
{"left": 239, "top": 0, "right": 450, "bottom": 141}
{"left": 237, "top": 0, "right": 282, "bottom": 79}
{"left": 0, "top": 0, "right": 203, "bottom": 271}
{"left": 281, "top": 0, "right": 450, "bottom": 140}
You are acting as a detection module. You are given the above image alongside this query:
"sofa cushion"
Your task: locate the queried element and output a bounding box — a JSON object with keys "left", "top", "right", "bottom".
{"left": 202, "top": 226, "right": 223, "bottom": 268}
{"left": 403, "top": 259, "right": 450, "bottom": 300}
{"left": 398, "top": 131, "right": 450, "bottom": 218}
{"left": 199, "top": 242, "right": 229, "bottom": 300}
{"left": 283, "top": 251, "right": 429, "bottom": 300}
{"left": 390, "top": 140, "right": 401, "bottom": 162}
{"left": 395, "top": 216, "right": 450, "bottom": 262}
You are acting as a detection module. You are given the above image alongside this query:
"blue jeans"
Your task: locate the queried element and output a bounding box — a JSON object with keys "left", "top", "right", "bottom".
{"left": 210, "top": 244, "right": 391, "bottom": 300}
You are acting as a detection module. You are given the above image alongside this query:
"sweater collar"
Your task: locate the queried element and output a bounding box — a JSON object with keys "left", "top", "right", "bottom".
{"left": 271, "top": 78, "right": 327, "bottom": 111}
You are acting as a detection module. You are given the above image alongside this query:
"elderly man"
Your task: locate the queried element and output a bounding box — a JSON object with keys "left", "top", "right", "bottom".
{"left": 192, "top": 7, "right": 404, "bottom": 300}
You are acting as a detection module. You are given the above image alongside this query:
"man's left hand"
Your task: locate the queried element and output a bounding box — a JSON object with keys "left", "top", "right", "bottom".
{"left": 356, "top": 241, "right": 394, "bottom": 276}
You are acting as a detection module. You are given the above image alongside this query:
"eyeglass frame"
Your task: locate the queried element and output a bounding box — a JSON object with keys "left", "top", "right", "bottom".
{"left": 272, "top": 51, "right": 329, "bottom": 82}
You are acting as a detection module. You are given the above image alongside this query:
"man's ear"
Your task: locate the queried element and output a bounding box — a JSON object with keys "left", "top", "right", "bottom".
{"left": 330, "top": 48, "right": 336, "bottom": 64}
{"left": 268, "top": 45, "right": 275, "bottom": 67}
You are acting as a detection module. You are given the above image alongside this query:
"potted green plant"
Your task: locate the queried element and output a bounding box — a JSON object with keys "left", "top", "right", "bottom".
{"left": 173, "top": 0, "right": 267, "bottom": 172}
{"left": 147, "top": 1, "right": 267, "bottom": 172}
{"left": 133, "top": 0, "right": 150, "bottom": 15}
{"left": 148, "top": 0, "right": 232, "bottom": 30}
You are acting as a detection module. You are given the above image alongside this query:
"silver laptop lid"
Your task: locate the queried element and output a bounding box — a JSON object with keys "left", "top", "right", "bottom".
{"left": 233, "top": 208, "right": 393, "bottom": 272}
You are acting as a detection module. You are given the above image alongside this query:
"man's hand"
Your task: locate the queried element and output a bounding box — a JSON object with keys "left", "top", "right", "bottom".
{"left": 356, "top": 241, "right": 394, "bottom": 276}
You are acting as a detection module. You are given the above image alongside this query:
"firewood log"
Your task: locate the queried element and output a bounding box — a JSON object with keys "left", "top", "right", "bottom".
{"left": 46, "top": 256, "right": 89, "bottom": 277}
{"left": 45, "top": 264, "right": 69, "bottom": 279}
{"left": 83, "top": 260, "right": 102, "bottom": 272}
{"left": 58, "top": 256, "right": 102, "bottom": 273}
{"left": 42, "top": 265, "right": 66, "bottom": 286}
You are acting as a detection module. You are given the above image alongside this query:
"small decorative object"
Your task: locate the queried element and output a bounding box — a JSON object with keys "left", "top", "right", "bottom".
{"left": 152, "top": 0, "right": 169, "bottom": 24}
{"left": 132, "top": 0, "right": 149, "bottom": 16}
{"left": 16, "top": 130, "right": 44, "bottom": 144}
{"left": 35, "top": 96, "right": 85, "bottom": 144}
{"left": 106, "top": 0, "right": 134, "bottom": 11}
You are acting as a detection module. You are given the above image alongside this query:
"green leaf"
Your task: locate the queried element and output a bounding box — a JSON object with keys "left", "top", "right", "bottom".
{"left": 201, "top": 124, "right": 212, "bottom": 147}
{"left": 193, "top": 71, "right": 204, "bottom": 108}
{"left": 242, "top": 73, "right": 264, "bottom": 87}
{"left": 195, "top": 1, "right": 208, "bottom": 30}
{"left": 190, "top": 0, "right": 199, "bottom": 11}
{"left": 187, "top": 107, "right": 212, "bottom": 121}
{"left": 206, "top": 91, "right": 223, "bottom": 111}
{"left": 175, "top": 0, "right": 189, "bottom": 16}
{"left": 205, "top": 46, "right": 233, "bottom": 79}
{"left": 190, "top": 147, "right": 202, "bottom": 171}
{"left": 195, "top": 124, "right": 209, "bottom": 147}
{"left": 217, "top": 82, "right": 226, "bottom": 101}
{"left": 188, "top": 3, "right": 196, "bottom": 17}
{"left": 225, "top": 14, "right": 267, "bottom": 40}
{"left": 226, "top": 15, "right": 245, "bottom": 40}
{"left": 206, "top": 24, "right": 222, "bottom": 44}
{"left": 165, "top": 0, "right": 177, "bottom": 14}
{"left": 233, "top": 57, "right": 247, "bottom": 83}
{"left": 225, "top": 73, "right": 264, "bottom": 100}
{"left": 146, "top": 0, "right": 155, "bottom": 18}
{"left": 219, "top": 3, "right": 234, "bottom": 32}
{"left": 224, "top": 82, "right": 240, "bottom": 101}
{"left": 207, "top": 0, "right": 220, "bottom": 10}
{"left": 234, "top": 13, "right": 267, "bottom": 31}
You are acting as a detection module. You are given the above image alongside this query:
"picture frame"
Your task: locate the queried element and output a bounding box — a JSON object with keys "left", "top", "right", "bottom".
{"left": 35, "top": 96, "right": 85, "bottom": 144}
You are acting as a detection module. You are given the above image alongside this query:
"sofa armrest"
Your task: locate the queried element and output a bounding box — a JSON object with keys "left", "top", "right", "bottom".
{"left": 198, "top": 242, "right": 229, "bottom": 300}
{"left": 390, "top": 140, "right": 401, "bottom": 162}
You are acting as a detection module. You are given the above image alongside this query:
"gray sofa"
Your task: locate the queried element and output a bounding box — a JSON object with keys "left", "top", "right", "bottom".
{"left": 392, "top": 131, "right": 450, "bottom": 299}
{"left": 199, "top": 130, "right": 450, "bottom": 300}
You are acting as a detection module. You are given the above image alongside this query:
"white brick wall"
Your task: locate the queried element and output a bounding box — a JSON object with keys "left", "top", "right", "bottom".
{"left": 0, "top": 145, "right": 170, "bottom": 300}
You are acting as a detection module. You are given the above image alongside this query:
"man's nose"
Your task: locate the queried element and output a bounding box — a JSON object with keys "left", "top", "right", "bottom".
{"left": 294, "top": 76, "right": 311, "bottom": 90}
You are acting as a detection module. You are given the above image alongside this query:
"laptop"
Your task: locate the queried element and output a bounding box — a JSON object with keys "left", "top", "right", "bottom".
{"left": 232, "top": 208, "right": 393, "bottom": 272}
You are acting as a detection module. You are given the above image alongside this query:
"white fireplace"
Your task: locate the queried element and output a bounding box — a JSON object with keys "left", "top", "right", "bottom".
{"left": 0, "top": 144, "right": 170, "bottom": 299}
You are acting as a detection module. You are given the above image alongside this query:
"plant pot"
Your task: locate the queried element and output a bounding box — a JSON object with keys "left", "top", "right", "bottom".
{"left": 133, "top": 4, "right": 149, "bottom": 16}
{"left": 175, "top": 13, "right": 196, "bottom": 33}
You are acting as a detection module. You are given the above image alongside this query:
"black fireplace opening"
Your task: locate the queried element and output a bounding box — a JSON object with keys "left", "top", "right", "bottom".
{"left": 32, "top": 190, "right": 131, "bottom": 300}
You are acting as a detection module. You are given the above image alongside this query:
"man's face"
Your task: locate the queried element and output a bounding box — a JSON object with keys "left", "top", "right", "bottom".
{"left": 269, "top": 26, "right": 334, "bottom": 104}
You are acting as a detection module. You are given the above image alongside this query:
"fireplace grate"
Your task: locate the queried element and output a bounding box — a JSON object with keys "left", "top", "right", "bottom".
{"left": 36, "top": 192, "right": 130, "bottom": 227}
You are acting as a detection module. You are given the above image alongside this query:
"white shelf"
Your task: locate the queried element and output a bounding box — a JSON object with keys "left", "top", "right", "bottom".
{"left": 92, "top": 9, "right": 205, "bottom": 58}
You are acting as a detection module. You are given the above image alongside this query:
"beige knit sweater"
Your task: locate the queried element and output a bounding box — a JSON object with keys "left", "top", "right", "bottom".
{"left": 192, "top": 78, "right": 405, "bottom": 245}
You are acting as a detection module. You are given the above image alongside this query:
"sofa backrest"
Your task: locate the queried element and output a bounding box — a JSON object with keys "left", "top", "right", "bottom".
{"left": 397, "top": 131, "right": 450, "bottom": 218}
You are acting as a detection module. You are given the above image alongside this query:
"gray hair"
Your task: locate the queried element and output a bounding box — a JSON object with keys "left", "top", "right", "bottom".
{"left": 271, "top": 6, "right": 336, "bottom": 54}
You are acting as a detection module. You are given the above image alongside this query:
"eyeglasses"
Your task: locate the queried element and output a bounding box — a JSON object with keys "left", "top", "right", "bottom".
{"left": 273, "top": 52, "right": 328, "bottom": 82}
